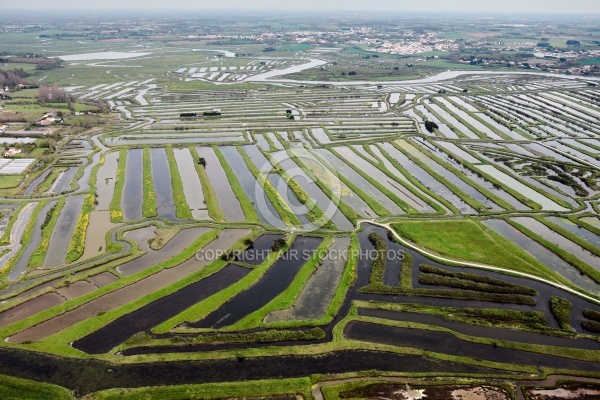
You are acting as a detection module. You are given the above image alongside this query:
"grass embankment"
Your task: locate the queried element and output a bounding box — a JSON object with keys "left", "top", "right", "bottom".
{"left": 33, "top": 167, "right": 66, "bottom": 195}
{"left": 582, "top": 309, "right": 600, "bottom": 333}
{"left": 189, "top": 147, "right": 224, "bottom": 221}
{"left": 549, "top": 296, "right": 573, "bottom": 331}
{"left": 392, "top": 141, "right": 486, "bottom": 212}
{"left": 154, "top": 232, "right": 291, "bottom": 334}
{"left": 361, "top": 243, "right": 536, "bottom": 305}
{"left": 309, "top": 148, "right": 390, "bottom": 217}
{"left": 362, "top": 232, "right": 387, "bottom": 291}
{"left": 0, "top": 202, "right": 44, "bottom": 276}
{"left": 28, "top": 199, "right": 63, "bottom": 268}
{"left": 408, "top": 141, "right": 516, "bottom": 211}
{"left": 165, "top": 146, "right": 193, "bottom": 220}
{"left": 142, "top": 147, "right": 157, "bottom": 218}
{"left": 374, "top": 144, "right": 459, "bottom": 213}
{"left": 390, "top": 219, "right": 564, "bottom": 282}
{"left": 128, "top": 327, "right": 324, "bottom": 348}
{"left": 0, "top": 204, "right": 25, "bottom": 246}
{"left": 537, "top": 216, "right": 600, "bottom": 258}
{"left": 0, "top": 373, "right": 72, "bottom": 400}
{"left": 87, "top": 378, "right": 313, "bottom": 400}
{"left": 230, "top": 237, "right": 333, "bottom": 330}
{"left": 348, "top": 145, "right": 445, "bottom": 214}
{"left": 506, "top": 218, "right": 600, "bottom": 285}
{"left": 286, "top": 149, "right": 361, "bottom": 223}
{"left": 238, "top": 146, "right": 301, "bottom": 227}
{"left": 357, "top": 301, "right": 548, "bottom": 331}
{"left": 0, "top": 175, "right": 24, "bottom": 190}
{"left": 419, "top": 265, "right": 536, "bottom": 295}
{"left": 213, "top": 147, "right": 259, "bottom": 222}
{"left": 65, "top": 194, "right": 95, "bottom": 263}
{"left": 269, "top": 158, "right": 336, "bottom": 230}
{"left": 13, "top": 230, "right": 224, "bottom": 356}
{"left": 109, "top": 148, "right": 127, "bottom": 222}
{"left": 148, "top": 227, "right": 180, "bottom": 250}
{"left": 328, "top": 147, "right": 417, "bottom": 214}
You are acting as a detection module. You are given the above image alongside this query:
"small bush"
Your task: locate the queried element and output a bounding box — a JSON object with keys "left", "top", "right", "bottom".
{"left": 550, "top": 296, "right": 572, "bottom": 330}
{"left": 583, "top": 309, "right": 600, "bottom": 322}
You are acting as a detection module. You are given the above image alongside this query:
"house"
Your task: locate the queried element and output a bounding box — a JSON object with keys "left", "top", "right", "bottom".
{"left": 4, "top": 148, "right": 21, "bottom": 157}
{"left": 38, "top": 117, "right": 55, "bottom": 126}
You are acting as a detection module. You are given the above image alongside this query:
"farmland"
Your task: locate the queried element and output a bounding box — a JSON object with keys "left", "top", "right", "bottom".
{"left": 1, "top": 9, "right": 600, "bottom": 400}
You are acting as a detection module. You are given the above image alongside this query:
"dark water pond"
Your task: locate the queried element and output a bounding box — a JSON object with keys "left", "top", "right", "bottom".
{"left": 73, "top": 264, "right": 251, "bottom": 354}
{"left": 150, "top": 147, "right": 178, "bottom": 222}
{"left": 189, "top": 236, "right": 322, "bottom": 328}
{"left": 122, "top": 149, "right": 143, "bottom": 221}
{"left": 345, "top": 321, "right": 600, "bottom": 372}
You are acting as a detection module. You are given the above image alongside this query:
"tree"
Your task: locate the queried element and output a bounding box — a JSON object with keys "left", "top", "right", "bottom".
{"left": 198, "top": 157, "right": 206, "bottom": 167}
{"left": 424, "top": 120, "right": 439, "bottom": 133}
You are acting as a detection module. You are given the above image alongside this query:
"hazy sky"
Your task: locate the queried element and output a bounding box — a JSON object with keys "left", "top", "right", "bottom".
{"left": 6, "top": 0, "right": 600, "bottom": 13}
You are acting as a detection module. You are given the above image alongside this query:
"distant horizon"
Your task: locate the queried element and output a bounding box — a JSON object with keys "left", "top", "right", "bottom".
{"left": 2, "top": 0, "right": 600, "bottom": 14}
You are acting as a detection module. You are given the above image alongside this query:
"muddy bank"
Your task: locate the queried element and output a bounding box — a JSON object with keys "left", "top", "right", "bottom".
{"left": 117, "top": 227, "right": 211, "bottom": 276}
{"left": 73, "top": 264, "right": 251, "bottom": 354}
{"left": 0, "top": 293, "right": 65, "bottom": 328}
{"left": 81, "top": 211, "right": 117, "bottom": 261}
{"left": 88, "top": 272, "right": 119, "bottom": 287}
{"left": 8, "top": 229, "right": 250, "bottom": 344}
{"left": 266, "top": 236, "right": 351, "bottom": 322}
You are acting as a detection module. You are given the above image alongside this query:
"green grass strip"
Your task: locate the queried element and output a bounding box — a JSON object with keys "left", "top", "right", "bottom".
{"left": 349, "top": 145, "right": 445, "bottom": 214}
{"left": 33, "top": 167, "right": 67, "bottom": 195}
{"left": 155, "top": 233, "right": 289, "bottom": 334}
{"left": 11, "top": 230, "right": 223, "bottom": 355}
{"left": 286, "top": 149, "right": 361, "bottom": 223}
{"left": 109, "top": 148, "right": 127, "bottom": 222}
{"left": 264, "top": 153, "right": 336, "bottom": 230}
{"left": 231, "top": 237, "right": 333, "bottom": 330}
{"left": 391, "top": 219, "right": 564, "bottom": 282}
{"left": 28, "top": 198, "right": 64, "bottom": 269}
{"left": 165, "top": 146, "right": 193, "bottom": 220}
{"left": 536, "top": 216, "right": 600, "bottom": 257}
{"left": 507, "top": 218, "right": 600, "bottom": 285}
{"left": 0, "top": 373, "right": 72, "bottom": 400}
{"left": 0, "top": 202, "right": 45, "bottom": 278}
{"left": 329, "top": 147, "right": 417, "bottom": 214}
{"left": 189, "top": 146, "right": 224, "bottom": 221}
{"left": 411, "top": 141, "right": 515, "bottom": 211}
{"left": 0, "top": 203, "right": 25, "bottom": 246}
{"left": 213, "top": 146, "right": 259, "bottom": 222}
{"left": 65, "top": 193, "right": 95, "bottom": 264}
{"left": 392, "top": 141, "right": 486, "bottom": 212}
{"left": 87, "top": 377, "right": 313, "bottom": 400}
{"left": 308, "top": 148, "right": 390, "bottom": 217}
{"left": 375, "top": 144, "right": 457, "bottom": 213}
{"left": 142, "top": 147, "right": 157, "bottom": 218}
{"left": 237, "top": 146, "right": 301, "bottom": 227}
